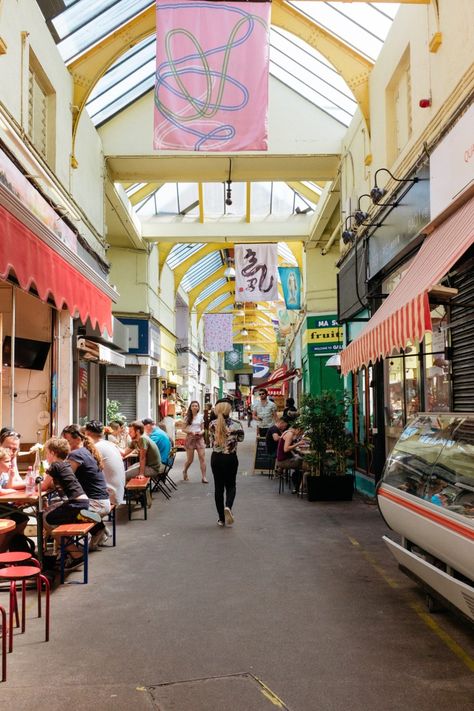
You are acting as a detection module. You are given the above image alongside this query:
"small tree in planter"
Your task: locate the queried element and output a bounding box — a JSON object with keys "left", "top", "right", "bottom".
{"left": 298, "top": 391, "right": 354, "bottom": 501}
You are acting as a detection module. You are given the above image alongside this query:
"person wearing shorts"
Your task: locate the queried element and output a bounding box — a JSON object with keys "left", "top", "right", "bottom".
{"left": 182, "top": 401, "right": 207, "bottom": 483}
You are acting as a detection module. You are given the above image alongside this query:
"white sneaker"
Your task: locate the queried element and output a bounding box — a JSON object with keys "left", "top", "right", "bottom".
{"left": 224, "top": 507, "right": 234, "bottom": 526}
{"left": 217, "top": 520, "right": 225, "bottom": 527}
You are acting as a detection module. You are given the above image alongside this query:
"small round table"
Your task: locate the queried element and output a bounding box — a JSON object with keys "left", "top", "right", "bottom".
{"left": 0, "top": 520, "right": 16, "bottom": 535}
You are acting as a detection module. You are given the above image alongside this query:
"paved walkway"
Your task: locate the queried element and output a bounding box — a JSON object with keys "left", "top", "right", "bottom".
{"left": 3, "top": 424, "right": 474, "bottom": 710}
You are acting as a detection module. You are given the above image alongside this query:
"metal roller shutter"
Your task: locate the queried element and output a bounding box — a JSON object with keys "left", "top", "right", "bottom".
{"left": 107, "top": 375, "right": 137, "bottom": 422}
{"left": 450, "top": 267, "right": 474, "bottom": 411}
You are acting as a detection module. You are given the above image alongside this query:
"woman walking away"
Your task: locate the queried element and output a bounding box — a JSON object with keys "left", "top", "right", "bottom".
{"left": 182, "top": 401, "right": 208, "bottom": 483}
{"left": 210, "top": 400, "right": 244, "bottom": 527}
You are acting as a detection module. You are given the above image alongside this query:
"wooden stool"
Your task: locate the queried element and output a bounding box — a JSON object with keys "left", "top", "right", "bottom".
{"left": 125, "top": 477, "right": 150, "bottom": 520}
{"left": 51, "top": 523, "right": 95, "bottom": 584}
{"left": 0, "top": 566, "right": 50, "bottom": 653}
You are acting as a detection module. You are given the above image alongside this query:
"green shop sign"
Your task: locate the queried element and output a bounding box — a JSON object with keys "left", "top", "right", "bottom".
{"left": 303, "top": 315, "right": 343, "bottom": 355}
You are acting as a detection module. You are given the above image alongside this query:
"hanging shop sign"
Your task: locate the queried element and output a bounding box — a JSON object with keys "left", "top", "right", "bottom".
{"left": 303, "top": 315, "right": 343, "bottom": 356}
{"left": 235, "top": 244, "right": 278, "bottom": 302}
{"left": 154, "top": 0, "right": 270, "bottom": 151}
{"left": 278, "top": 266, "right": 302, "bottom": 310}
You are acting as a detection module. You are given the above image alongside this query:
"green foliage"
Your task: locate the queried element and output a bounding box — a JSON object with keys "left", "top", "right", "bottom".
{"left": 106, "top": 398, "right": 127, "bottom": 425}
{"left": 297, "top": 391, "right": 353, "bottom": 476}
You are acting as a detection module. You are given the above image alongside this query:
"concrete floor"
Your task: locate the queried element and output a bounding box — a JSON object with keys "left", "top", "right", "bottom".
{"left": 2, "top": 424, "right": 474, "bottom": 710}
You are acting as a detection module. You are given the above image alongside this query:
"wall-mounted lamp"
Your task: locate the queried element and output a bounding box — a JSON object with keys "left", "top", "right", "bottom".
{"left": 341, "top": 215, "right": 356, "bottom": 245}
{"left": 353, "top": 194, "right": 372, "bottom": 226}
{"left": 370, "top": 168, "right": 419, "bottom": 204}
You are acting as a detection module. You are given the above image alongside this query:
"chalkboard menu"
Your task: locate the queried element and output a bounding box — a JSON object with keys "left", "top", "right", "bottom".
{"left": 254, "top": 437, "right": 273, "bottom": 471}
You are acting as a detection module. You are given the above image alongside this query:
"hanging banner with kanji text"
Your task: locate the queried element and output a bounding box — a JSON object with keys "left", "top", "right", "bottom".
{"left": 154, "top": 0, "right": 270, "bottom": 151}
{"left": 235, "top": 244, "right": 278, "bottom": 302}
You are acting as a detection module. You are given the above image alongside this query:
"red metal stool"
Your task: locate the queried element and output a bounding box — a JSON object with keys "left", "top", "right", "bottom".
{"left": 0, "top": 552, "right": 42, "bottom": 624}
{"left": 0, "top": 566, "right": 50, "bottom": 653}
{"left": 0, "top": 605, "right": 6, "bottom": 681}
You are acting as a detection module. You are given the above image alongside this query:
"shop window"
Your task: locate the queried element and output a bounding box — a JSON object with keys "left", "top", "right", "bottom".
{"left": 423, "top": 306, "right": 450, "bottom": 412}
{"left": 28, "top": 51, "right": 55, "bottom": 165}
{"left": 386, "top": 47, "right": 412, "bottom": 165}
{"left": 353, "top": 366, "right": 375, "bottom": 474}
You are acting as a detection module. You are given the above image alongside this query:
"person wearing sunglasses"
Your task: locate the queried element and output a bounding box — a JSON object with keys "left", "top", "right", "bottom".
{"left": 0, "top": 428, "right": 24, "bottom": 488}
{"left": 252, "top": 389, "right": 277, "bottom": 437}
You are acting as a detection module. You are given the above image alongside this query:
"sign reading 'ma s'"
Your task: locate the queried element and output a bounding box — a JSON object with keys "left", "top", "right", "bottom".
{"left": 303, "top": 315, "right": 343, "bottom": 354}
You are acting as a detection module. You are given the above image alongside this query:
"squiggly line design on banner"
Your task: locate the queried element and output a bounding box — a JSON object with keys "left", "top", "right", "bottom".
{"left": 154, "top": 2, "right": 268, "bottom": 150}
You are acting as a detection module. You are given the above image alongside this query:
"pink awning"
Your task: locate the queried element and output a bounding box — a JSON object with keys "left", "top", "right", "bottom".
{"left": 341, "top": 194, "right": 474, "bottom": 375}
{"left": 0, "top": 204, "right": 113, "bottom": 335}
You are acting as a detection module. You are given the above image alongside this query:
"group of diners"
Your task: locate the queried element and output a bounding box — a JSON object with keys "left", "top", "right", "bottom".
{"left": 0, "top": 417, "right": 174, "bottom": 569}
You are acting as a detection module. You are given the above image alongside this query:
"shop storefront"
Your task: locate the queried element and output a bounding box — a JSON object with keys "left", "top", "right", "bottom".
{"left": 302, "top": 314, "right": 343, "bottom": 397}
{"left": 0, "top": 147, "right": 115, "bottom": 440}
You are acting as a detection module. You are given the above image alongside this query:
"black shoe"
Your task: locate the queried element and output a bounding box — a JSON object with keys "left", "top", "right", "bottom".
{"left": 63, "top": 554, "right": 84, "bottom": 570}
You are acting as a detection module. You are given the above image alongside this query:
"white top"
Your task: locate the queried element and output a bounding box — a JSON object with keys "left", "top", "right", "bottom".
{"left": 95, "top": 439, "right": 126, "bottom": 505}
{"left": 187, "top": 413, "right": 204, "bottom": 434}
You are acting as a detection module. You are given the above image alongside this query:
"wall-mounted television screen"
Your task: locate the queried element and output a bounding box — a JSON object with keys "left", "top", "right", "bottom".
{"left": 2, "top": 336, "right": 51, "bottom": 371}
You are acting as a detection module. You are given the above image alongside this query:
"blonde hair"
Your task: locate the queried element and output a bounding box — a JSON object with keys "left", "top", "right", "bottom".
{"left": 214, "top": 401, "right": 232, "bottom": 447}
{"left": 0, "top": 447, "right": 10, "bottom": 463}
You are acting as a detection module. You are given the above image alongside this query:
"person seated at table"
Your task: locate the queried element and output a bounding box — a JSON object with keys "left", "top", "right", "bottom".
{"left": 61, "top": 425, "right": 111, "bottom": 547}
{"left": 0, "top": 446, "right": 30, "bottom": 553}
{"left": 122, "top": 421, "right": 162, "bottom": 484}
{"left": 142, "top": 418, "right": 172, "bottom": 469}
{"left": 0, "top": 428, "right": 25, "bottom": 488}
{"left": 276, "top": 425, "right": 306, "bottom": 494}
{"left": 104, "top": 420, "right": 130, "bottom": 453}
{"left": 84, "top": 421, "right": 125, "bottom": 506}
{"left": 282, "top": 398, "right": 299, "bottom": 424}
{"left": 265, "top": 419, "right": 288, "bottom": 458}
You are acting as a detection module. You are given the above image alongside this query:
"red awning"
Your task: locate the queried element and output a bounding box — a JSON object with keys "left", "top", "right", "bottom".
{"left": 254, "top": 366, "right": 297, "bottom": 391}
{"left": 0, "top": 203, "right": 113, "bottom": 335}
{"left": 341, "top": 194, "right": 474, "bottom": 375}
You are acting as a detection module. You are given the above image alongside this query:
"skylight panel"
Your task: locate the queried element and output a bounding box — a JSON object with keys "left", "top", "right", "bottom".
{"left": 167, "top": 243, "right": 205, "bottom": 270}
{"left": 195, "top": 278, "right": 228, "bottom": 306}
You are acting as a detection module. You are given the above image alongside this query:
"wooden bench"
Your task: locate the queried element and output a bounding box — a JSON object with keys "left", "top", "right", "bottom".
{"left": 125, "top": 477, "right": 150, "bottom": 521}
{"left": 51, "top": 523, "right": 95, "bottom": 584}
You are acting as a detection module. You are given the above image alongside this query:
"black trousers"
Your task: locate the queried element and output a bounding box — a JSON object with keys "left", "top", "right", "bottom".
{"left": 211, "top": 451, "right": 238, "bottom": 522}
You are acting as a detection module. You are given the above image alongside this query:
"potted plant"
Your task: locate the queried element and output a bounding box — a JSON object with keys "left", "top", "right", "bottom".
{"left": 298, "top": 391, "right": 355, "bottom": 501}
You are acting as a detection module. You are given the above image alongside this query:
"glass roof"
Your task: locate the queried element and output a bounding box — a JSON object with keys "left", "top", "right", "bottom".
{"left": 195, "top": 278, "right": 228, "bottom": 306}
{"left": 167, "top": 243, "right": 205, "bottom": 269}
{"left": 41, "top": 1, "right": 399, "bottom": 128}
{"left": 206, "top": 292, "right": 232, "bottom": 313}
{"left": 134, "top": 181, "right": 317, "bottom": 220}
{"left": 180, "top": 251, "right": 224, "bottom": 292}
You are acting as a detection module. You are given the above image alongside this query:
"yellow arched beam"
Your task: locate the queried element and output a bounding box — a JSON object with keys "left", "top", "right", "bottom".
{"left": 200, "top": 296, "right": 235, "bottom": 321}
{"left": 159, "top": 242, "right": 175, "bottom": 271}
{"left": 286, "top": 242, "right": 303, "bottom": 272}
{"left": 287, "top": 182, "right": 321, "bottom": 205}
{"left": 271, "top": 0, "right": 373, "bottom": 128}
{"left": 188, "top": 266, "right": 227, "bottom": 310}
{"left": 129, "top": 182, "right": 163, "bottom": 206}
{"left": 68, "top": 0, "right": 374, "bottom": 159}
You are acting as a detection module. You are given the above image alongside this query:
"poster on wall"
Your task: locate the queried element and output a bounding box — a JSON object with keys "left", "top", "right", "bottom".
{"left": 235, "top": 244, "right": 278, "bottom": 302}
{"left": 278, "top": 266, "right": 301, "bottom": 310}
{"left": 154, "top": 0, "right": 270, "bottom": 151}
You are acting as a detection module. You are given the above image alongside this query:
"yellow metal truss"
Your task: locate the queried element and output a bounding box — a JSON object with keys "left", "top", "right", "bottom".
{"left": 68, "top": 0, "right": 377, "bottom": 158}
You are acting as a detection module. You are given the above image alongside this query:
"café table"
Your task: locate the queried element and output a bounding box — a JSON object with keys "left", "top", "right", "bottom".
{"left": 0, "top": 520, "right": 16, "bottom": 535}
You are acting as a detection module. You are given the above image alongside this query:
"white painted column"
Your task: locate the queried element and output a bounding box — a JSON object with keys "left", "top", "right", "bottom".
{"left": 136, "top": 366, "right": 151, "bottom": 419}
{"left": 57, "top": 311, "right": 73, "bottom": 431}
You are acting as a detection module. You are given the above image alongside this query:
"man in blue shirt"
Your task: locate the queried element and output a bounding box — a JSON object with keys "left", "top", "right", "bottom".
{"left": 142, "top": 418, "right": 172, "bottom": 468}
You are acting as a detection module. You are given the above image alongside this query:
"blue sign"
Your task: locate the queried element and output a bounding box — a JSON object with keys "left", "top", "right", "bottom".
{"left": 278, "top": 267, "right": 301, "bottom": 310}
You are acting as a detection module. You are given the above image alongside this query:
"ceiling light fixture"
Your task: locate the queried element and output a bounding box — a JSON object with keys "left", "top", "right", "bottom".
{"left": 240, "top": 328, "right": 248, "bottom": 337}
{"left": 225, "top": 158, "right": 232, "bottom": 206}
{"left": 370, "top": 168, "right": 419, "bottom": 204}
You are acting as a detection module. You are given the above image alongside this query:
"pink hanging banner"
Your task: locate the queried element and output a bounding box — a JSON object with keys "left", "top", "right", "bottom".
{"left": 154, "top": 0, "right": 270, "bottom": 151}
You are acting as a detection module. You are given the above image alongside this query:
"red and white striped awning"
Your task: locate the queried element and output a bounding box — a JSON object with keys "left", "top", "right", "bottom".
{"left": 253, "top": 366, "right": 297, "bottom": 391}
{"left": 341, "top": 194, "right": 474, "bottom": 375}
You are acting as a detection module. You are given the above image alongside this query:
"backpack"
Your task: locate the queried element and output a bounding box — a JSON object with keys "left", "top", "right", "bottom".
{"left": 8, "top": 533, "right": 36, "bottom": 555}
